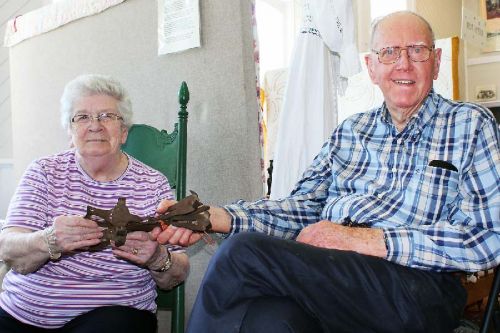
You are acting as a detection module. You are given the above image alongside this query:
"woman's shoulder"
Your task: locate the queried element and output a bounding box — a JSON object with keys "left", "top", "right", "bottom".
{"left": 125, "top": 154, "right": 168, "bottom": 179}
{"left": 29, "top": 149, "right": 76, "bottom": 172}
{"left": 124, "top": 154, "right": 172, "bottom": 198}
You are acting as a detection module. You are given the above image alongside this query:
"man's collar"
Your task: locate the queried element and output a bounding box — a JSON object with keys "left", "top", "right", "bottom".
{"left": 380, "top": 89, "right": 439, "bottom": 134}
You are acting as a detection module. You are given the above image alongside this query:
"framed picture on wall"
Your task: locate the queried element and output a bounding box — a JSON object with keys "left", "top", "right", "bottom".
{"left": 480, "top": 0, "right": 500, "bottom": 52}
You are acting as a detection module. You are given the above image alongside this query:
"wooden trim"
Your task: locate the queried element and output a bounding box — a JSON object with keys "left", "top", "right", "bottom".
{"left": 464, "top": 273, "right": 495, "bottom": 306}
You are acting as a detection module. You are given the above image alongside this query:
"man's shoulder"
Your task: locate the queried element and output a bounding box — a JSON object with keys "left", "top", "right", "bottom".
{"left": 437, "top": 96, "right": 496, "bottom": 124}
{"left": 342, "top": 106, "right": 380, "bottom": 122}
{"left": 338, "top": 107, "right": 381, "bottom": 131}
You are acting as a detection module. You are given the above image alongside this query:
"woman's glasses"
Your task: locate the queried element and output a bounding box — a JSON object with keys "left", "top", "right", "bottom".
{"left": 71, "top": 112, "right": 123, "bottom": 125}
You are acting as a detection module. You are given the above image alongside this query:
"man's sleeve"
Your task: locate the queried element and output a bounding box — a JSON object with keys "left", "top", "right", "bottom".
{"left": 224, "top": 139, "right": 334, "bottom": 239}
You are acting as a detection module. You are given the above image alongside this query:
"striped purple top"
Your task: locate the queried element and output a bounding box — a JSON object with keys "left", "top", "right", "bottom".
{"left": 0, "top": 149, "right": 174, "bottom": 328}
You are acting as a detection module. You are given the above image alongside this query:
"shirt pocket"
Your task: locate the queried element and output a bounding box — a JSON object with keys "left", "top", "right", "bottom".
{"left": 408, "top": 165, "right": 460, "bottom": 223}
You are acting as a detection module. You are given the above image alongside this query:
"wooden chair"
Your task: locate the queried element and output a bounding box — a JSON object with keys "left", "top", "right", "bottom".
{"left": 122, "top": 81, "right": 189, "bottom": 333}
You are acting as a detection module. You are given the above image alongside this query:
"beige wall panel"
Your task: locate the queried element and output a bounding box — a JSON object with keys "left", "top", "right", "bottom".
{"left": 415, "top": 0, "right": 462, "bottom": 39}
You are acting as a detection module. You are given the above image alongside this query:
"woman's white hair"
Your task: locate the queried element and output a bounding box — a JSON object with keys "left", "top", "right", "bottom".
{"left": 60, "top": 74, "right": 133, "bottom": 130}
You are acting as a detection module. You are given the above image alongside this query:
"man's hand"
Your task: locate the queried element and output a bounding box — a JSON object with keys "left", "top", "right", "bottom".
{"left": 156, "top": 199, "right": 203, "bottom": 246}
{"left": 156, "top": 199, "right": 233, "bottom": 246}
{"left": 296, "top": 221, "right": 387, "bottom": 258}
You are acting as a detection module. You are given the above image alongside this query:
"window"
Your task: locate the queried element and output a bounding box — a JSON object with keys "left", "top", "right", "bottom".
{"left": 255, "top": 0, "right": 300, "bottom": 84}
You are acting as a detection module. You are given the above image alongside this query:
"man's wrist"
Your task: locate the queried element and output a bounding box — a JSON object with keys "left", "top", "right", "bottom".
{"left": 381, "top": 230, "right": 390, "bottom": 258}
{"left": 383, "top": 232, "right": 389, "bottom": 250}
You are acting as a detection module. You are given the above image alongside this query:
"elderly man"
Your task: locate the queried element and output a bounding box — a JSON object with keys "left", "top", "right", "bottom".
{"left": 159, "top": 11, "right": 500, "bottom": 333}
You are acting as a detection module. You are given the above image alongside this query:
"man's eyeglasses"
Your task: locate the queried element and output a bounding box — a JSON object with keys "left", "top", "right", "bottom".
{"left": 71, "top": 112, "right": 123, "bottom": 125}
{"left": 372, "top": 45, "right": 434, "bottom": 64}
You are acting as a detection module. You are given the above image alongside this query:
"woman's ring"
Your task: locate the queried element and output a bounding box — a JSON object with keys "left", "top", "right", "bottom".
{"left": 132, "top": 248, "right": 139, "bottom": 255}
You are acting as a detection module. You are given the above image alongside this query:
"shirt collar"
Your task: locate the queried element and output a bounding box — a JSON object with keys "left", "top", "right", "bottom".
{"left": 380, "top": 89, "right": 439, "bottom": 138}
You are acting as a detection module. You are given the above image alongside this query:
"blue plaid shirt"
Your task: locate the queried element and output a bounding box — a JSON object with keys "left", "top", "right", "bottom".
{"left": 225, "top": 90, "right": 500, "bottom": 272}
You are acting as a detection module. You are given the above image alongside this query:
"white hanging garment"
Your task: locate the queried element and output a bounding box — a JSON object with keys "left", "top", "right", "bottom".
{"left": 270, "top": 0, "right": 361, "bottom": 199}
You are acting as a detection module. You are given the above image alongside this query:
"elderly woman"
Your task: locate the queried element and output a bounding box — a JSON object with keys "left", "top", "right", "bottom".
{"left": 0, "top": 74, "right": 189, "bottom": 332}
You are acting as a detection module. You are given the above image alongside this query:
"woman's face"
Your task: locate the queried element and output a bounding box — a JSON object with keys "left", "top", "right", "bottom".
{"left": 69, "top": 94, "right": 128, "bottom": 159}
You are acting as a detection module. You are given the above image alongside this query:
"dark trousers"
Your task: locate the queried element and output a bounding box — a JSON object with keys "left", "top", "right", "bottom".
{"left": 186, "top": 232, "right": 467, "bottom": 333}
{"left": 0, "top": 305, "right": 157, "bottom": 333}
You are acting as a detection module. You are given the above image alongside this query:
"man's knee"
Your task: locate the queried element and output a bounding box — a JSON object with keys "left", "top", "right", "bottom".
{"left": 216, "top": 232, "right": 272, "bottom": 262}
{"left": 241, "top": 297, "right": 322, "bottom": 333}
{"left": 206, "top": 233, "right": 283, "bottom": 282}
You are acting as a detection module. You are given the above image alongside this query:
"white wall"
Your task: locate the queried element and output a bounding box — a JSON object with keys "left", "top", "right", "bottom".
{"left": 8, "top": 0, "right": 263, "bottom": 205}
{"left": 0, "top": 163, "right": 16, "bottom": 216}
{"left": 0, "top": 0, "right": 48, "bottom": 217}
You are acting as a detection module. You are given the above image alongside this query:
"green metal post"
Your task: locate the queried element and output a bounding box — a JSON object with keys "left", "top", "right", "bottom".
{"left": 172, "top": 81, "right": 188, "bottom": 333}
{"left": 176, "top": 81, "right": 189, "bottom": 201}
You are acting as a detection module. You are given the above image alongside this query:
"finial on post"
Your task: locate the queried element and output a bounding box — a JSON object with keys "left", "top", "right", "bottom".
{"left": 178, "top": 81, "right": 189, "bottom": 107}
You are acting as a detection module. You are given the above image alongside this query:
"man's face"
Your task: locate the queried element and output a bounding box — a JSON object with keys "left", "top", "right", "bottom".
{"left": 365, "top": 14, "right": 442, "bottom": 115}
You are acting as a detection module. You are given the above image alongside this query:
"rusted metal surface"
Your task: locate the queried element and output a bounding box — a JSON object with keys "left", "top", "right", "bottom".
{"left": 84, "top": 191, "right": 211, "bottom": 250}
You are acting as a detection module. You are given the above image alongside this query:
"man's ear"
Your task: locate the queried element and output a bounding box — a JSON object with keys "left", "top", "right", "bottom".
{"left": 364, "top": 54, "right": 378, "bottom": 85}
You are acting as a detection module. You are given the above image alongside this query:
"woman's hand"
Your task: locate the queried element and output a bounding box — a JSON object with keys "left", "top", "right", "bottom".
{"left": 0, "top": 215, "right": 103, "bottom": 274}
{"left": 112, "top": 227, "right": 164, "bottom": 267}
{"left": 52, "top": 215, "right": 103, "bottom": 253}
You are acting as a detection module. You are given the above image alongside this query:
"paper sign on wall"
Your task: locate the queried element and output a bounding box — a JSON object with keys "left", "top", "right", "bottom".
{"left": 158, "top": 0, "right": 200, "bottom": 55}
{"left": 461, "top": 7, "right": 486, "bottom": 49}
